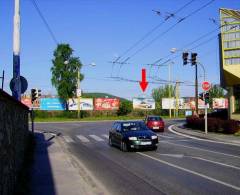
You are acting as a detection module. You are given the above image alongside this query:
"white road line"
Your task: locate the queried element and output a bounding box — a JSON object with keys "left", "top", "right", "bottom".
{"left": 164, "top": 141, "right": 240, "bottom": 159}
{"left": 157, "top": 134, "right": 174, "bottom": 139}
{"left": 89, "top": 135, "right": 104, "bottom": 142}
{"left": 76, "top": 135, "right": 90, "bottom": 143}
{"left": 102, "top": 134, "right": 109, "bottom": 139}
{"left": 168, "top": 125, "right": 240, "bottom": 147}
{"left": 62, "top": 136, "right": 74, "bottom": 143}
{"left": 190, "top": 156, "right": 240, "bottom": 171}
{"left": 137, "top": 152, "right": 240, "bottom": 191}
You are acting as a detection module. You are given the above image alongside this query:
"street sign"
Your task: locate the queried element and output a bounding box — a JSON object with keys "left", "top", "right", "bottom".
{"left": 202, "top": 81, "right": 211, "bottom": 91}
{"left": 10, "top": 76, "right": 28, "bottom": 94}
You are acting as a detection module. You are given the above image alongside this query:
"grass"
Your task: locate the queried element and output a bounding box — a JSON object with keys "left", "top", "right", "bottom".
{"left": 34, "top": 115, "right": 185, "bottom": 122}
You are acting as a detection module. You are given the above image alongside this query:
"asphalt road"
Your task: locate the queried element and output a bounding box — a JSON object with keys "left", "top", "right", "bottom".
{"left": 35, "top": 119, "right": 240, "bottom": 195}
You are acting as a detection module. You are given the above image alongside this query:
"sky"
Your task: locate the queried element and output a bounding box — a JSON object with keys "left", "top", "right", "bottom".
{"left": 0, "top": 0, "right": 240, "bottom": 100}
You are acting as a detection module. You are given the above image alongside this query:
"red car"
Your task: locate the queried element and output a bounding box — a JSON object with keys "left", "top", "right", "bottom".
{"left": 145, "top": 116, "right": 165, "bottom": 132}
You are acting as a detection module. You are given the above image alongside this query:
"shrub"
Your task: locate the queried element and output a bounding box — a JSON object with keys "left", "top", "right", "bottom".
{"left": 186, "top": 116, "right": 240, "bottom": 134}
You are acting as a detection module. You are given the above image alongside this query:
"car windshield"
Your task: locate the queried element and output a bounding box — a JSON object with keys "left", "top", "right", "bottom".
{"left": 121, "top": 122, "right": 147, "bottom": 131}
{"left": 148, "top": 116, "right": 162, "bottom": 121}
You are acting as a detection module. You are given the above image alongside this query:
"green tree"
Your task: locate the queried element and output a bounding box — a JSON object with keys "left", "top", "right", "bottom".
{"left": 152, "top": 85, "right": 175, "bottom": 109}
{"left": 51, "top": 44, "right": 83, "bottom": 109}
{"left": 117, "top": 100, "right": 133, "bottom": 116}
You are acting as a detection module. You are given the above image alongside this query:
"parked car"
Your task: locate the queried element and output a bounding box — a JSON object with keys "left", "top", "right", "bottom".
{"left": 145, "top": 115, "right": 165, "bottom": 132}
{"left": 109, "top": 121, "right": 158, "bottom": 151}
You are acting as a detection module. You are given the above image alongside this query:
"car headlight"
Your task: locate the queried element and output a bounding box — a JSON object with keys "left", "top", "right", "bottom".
{"left": 151, "top": 135, "right": 158, "bottom": 139}
{"left": 128, "top": 137, "right": 137, "bottom": 141}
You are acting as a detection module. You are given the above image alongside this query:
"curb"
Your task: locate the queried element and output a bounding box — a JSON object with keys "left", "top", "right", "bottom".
{"left": 169, "top": 124, "right": 240, "bottom": 147}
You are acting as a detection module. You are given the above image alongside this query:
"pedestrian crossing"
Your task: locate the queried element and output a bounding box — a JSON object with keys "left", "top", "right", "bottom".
{"left": 61, "top": 133, "right": 183, "bottom": 144}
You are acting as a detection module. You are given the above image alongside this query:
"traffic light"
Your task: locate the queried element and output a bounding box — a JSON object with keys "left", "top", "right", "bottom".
{"left": 191, "top": 53, "right": 197, "bottom": 65}
{"left": 204, "top": 92, "right": 210, "bottom": 104}
{"left": 31, "top": 88, "right": 38, "bottom": 102}
{"left": 199, "top": 92, "right": 204, "bottom": 101}
{"left": 182, "top": 52, "right": 189, "bottom": 65}
{"left": 38, "top": 89, "right": 41, "bottom": 97}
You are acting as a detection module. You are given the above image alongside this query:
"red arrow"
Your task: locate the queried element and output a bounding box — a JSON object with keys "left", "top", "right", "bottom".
{"left": 139, "top": 68, "right": 148, "bottom": 92}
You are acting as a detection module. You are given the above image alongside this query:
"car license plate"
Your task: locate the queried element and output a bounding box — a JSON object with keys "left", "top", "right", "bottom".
{"left": 153, "top": 127, "right": 159, "bottom": 129}
{"left": 140, "top": 141, "right": 152, "bottom": 145}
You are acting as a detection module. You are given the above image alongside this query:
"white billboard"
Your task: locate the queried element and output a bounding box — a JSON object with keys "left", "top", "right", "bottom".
{"left": 162, "top": 98, "right": 188, "bottom": 109}
{"left": 68, "top": 98, "right": 93, "bottom": 110}
{"left": 212, "top": 98, "right": 228, "bottom": 109}
{"left": 133, "top": 98, "right": 155, "bottom": 110}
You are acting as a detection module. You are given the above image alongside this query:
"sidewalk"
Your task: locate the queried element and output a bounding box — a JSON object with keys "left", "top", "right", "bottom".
{"left": 30, "top": 131, "right": 109, "bottom": 195}
{"left": 171, "top": 123, "right": 240, "bottom": 146}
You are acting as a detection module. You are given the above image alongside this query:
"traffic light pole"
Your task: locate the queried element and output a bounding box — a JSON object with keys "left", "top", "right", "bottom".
{"left": 195, "top": 64, "right": 198, "bottom": 115}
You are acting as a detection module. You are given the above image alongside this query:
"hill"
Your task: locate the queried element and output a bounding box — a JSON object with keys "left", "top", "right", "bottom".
{"left": 82, "top": 92, "right": 129, "bottom": 101}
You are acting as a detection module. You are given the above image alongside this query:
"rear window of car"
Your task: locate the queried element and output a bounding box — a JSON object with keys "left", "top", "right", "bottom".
{"left": 148, "top": 116, "right": 162, "bottom": 121}
{"left": 121, "top": 122, "right": 147, "bottom": 131}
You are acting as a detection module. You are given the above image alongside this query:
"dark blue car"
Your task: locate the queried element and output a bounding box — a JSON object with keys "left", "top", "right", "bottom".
{"left": 109, "top": 121, "right": 158, "bottom": 151}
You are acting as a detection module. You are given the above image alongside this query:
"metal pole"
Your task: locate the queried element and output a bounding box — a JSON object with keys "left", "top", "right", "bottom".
{"left": 168, "top": 62, "right": 172, "bottom": 118}
{"left": 13, "top": 0, "right": 21, "bottom": 100}
{"left": 1, "top": 70, "right": 4, "bottom": 90}
{"left": 195, "top": 64, "right": 198, "bottom": 115}
{"left": 77, "top": 69, "right": 80, "bottom": 118}
{"left": 205, "top": 97, "right": 208, "bottom": 134}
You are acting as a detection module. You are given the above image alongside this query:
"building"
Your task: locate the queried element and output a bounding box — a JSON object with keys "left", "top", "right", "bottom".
{"left": 219, "top": 8, "right": 240, "bottom": 119}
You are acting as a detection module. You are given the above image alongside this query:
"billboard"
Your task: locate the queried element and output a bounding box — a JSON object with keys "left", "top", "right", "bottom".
{"left": 40, "top": 98, "right": 66, "bottom": 110}
{"left": 133, "top": 98, "right": 155, "bottom": 110}
{"left": 68, "top": 98, "right": 94, "bottom": 110}
{"left": 162, "top": 98, "right": 208, "bottom": 109}
{"left": 94, "top": 98, "right": 120, "bottom": 110}
{"left": 21, "top": 97, "right": 32, "bottom": 108}
{"left": 212, "top": 98, "right": 228, "bottom": 109}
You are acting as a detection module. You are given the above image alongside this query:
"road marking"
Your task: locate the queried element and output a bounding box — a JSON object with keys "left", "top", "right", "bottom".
{"left": 157, "top": 134, "right": 174, "bottom": 139}
{"left": 164, "top": 141, "right": 240, "bottom": 159}
{"left": 102, "top": 134, "right": 109, "bottom": 139}
{"left": 190, "top": 156, "right": 240, "bottom": 171}
{"left": 76, "top": 135, "right": 90, "bottom": 143}
{"left": 62, "top": 136, "right": 74, "bottom": 143}
{"left": 89, "top": 135, "right": 104, "bottom": 142}
{"left": 168, "top": 125, "right": 240, "bottom": 147}
{"left": 158, "top": 153, "right": 184, "bottom": 158}
{"left": 137, "top": 152, "right": 240, "bottom": 191}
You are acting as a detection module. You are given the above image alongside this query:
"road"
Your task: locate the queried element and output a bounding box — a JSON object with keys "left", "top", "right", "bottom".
{"left": 35, "top": 120, "right": 240, "bottom": 195}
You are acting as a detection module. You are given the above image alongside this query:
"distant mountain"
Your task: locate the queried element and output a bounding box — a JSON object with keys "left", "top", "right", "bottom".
{"left": 82, "top": 92, "right": 128, "bottom": 101}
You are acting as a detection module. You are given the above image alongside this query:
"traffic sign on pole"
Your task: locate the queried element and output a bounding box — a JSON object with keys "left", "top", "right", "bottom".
{"left": 202, "top": 81, "right": 211, "bottom": 91}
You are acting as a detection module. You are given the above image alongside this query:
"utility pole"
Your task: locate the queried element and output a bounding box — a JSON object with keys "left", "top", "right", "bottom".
{"left": 175, "top": 81, "right": 180, "bottom": 117}
{"left": 168, "top": 61, "right": 172, "bottom": 118}
{"left": 13, "top": 0, "right": 21, "bottom": 100}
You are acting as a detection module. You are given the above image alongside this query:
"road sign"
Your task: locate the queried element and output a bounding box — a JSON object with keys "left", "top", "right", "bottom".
{"left": 10, "top": 76, "right": 28, "bottom": 94}
{"left": 202, "top": 81, "right": 211, "bottom": 91}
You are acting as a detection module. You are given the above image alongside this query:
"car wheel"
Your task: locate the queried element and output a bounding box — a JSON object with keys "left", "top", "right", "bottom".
{"left": 121, "top": 141, "right": 128, "bottom": 152}
{"left": 109, "top": 136, "right": 113, "bottom": 146}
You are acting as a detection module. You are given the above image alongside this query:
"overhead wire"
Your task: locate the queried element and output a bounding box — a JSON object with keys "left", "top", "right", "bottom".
{"left": 112, "top": 0, "right": 197, "bottom": 64}
{"left": 119, "top": 0, "right": 216, "bottom": 64}
{"left": 30, "top": 0, "right": 58, "bottom": 45}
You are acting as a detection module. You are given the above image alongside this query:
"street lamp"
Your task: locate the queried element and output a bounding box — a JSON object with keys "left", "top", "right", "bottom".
{"left": 77, "top": 62, "right": 96, "bottom": 118}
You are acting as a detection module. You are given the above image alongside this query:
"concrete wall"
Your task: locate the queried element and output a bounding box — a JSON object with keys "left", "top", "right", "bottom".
{"left": 0, "top": 90, "right": 29, "bottom": 195}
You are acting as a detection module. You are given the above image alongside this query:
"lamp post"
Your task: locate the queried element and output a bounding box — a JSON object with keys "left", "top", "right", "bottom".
{"left": 76, "top": 62, "right": 96, "bottom": 118}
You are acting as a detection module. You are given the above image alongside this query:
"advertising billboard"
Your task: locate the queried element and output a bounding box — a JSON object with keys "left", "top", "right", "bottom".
{"left": 133, "top": 98, "right": 155, "bottom": 110}
{"left": 40, "top": 98, "right": 66, "bottom": 110}
{"left": 94, "top": 98, "right": 120, "bottom": 110}
{"left": 21, "top": 97, "right": 32, "bottom": 108}
{"left": 212, "top": 98, "right": 228, "bottom": 109}
{"left": 68, "top": 98, "right": 94, "bottom": 110}
{"left": 162, "top": 98, "right": 208, "bottom": 109}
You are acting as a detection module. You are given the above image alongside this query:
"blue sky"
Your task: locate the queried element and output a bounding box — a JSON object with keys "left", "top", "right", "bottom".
{"left": 0, "top": 0, "right": 239, "bottom": 100}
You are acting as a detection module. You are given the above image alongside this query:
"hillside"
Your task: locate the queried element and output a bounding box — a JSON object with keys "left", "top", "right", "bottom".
{"left": 82, "top": 92, "right": 128, "bottom": 101}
